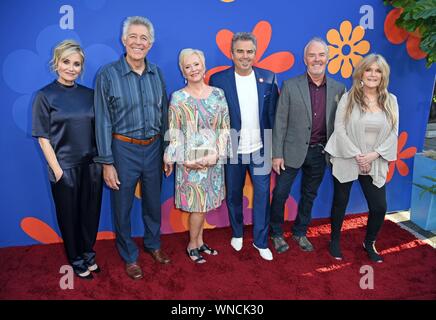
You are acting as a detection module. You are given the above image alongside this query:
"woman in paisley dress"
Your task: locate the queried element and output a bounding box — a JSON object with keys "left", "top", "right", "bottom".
{"left": 164, "top": 49, "right": 231, "bottom": 263}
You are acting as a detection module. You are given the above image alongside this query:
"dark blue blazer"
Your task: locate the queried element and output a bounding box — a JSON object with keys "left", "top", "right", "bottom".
{"left": 209, "top": 66, "right": 279, "bottom": 156}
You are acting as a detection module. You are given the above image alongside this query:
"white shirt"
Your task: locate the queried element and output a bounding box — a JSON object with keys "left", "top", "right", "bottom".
{"left": 235, "top": 71, "right": 262, "bottom": 154}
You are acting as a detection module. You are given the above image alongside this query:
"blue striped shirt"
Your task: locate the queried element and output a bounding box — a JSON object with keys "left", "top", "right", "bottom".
{"left": 94, "top": 55, "right": 168, "bottom": 164}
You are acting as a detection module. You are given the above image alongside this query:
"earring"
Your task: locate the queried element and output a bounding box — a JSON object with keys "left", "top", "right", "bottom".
{"left": 184, "top": 78, "right": 187, "bottom": 84}
{"left": 360, "top": 80, "right": 364, "bottom": 87}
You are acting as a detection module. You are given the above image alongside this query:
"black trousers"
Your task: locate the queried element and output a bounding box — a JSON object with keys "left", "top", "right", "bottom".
{"left": 331, "top": 175, "right": 387, "bottom": 243}
{"left": 50, "top": 162, "right": 103, "bottom": 273}
{"left": 270, "top": 145, "right": 326, "bottom": 237}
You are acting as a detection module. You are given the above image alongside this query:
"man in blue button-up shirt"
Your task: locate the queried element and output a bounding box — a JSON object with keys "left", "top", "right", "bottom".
{"left": 94, "top": 16, "right": 171, "bottom": 280}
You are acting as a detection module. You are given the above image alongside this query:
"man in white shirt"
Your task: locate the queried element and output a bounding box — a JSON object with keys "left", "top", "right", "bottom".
{"left": 210, "top": 32, "right": 279, "bottom": 260}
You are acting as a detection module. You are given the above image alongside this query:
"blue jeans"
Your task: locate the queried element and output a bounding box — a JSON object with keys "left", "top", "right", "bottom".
{"left": 111, "top": 137, "right": 162, "bottom": 264}
{"left": 270, "top": 145, "right": 326, "bottom": 237}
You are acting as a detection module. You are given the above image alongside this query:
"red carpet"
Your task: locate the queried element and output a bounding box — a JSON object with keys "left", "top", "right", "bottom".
{"left": 0, "top": 214, "right": 435, "bottom": 300}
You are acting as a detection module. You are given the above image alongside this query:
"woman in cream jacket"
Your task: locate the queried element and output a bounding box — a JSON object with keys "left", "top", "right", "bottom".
{"left": 325, "top": 54, "right": 398, "bottom": 263}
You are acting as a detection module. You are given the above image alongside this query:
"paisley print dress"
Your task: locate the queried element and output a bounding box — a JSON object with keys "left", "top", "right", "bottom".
{"left": 165, "top": 87, "right": 231, "bottom": 212}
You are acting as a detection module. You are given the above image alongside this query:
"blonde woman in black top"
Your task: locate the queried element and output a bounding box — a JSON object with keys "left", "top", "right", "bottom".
{"left": 32, "top": 40, "right": 103, "bottom": 279}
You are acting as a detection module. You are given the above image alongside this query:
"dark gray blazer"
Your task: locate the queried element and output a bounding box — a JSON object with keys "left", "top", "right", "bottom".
{"left": 272, "top": 74, "right": 346, "bottom": 168}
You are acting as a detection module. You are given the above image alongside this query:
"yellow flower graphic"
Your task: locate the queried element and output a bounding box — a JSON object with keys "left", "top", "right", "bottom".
{"left": 326, "top": 20, "right": 370, "bottom": 78}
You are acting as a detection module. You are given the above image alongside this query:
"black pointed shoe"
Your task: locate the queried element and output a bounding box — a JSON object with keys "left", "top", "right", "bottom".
{"left": 363, "top": 241, "right": 383, "bottom": 263}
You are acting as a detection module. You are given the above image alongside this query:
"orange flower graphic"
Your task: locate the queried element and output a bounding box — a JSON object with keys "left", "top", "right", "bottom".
{"left": 205, "top": 20, "right": 294, "bottom": 83}
{"left": 135, "top": 181, "right": 217, "bottom": 231}
{"left": 160, "top": 172, "right": 254, "bottom": 233}
{"left": 384, "top": 8, "right": 427, "bottom": 60}
{"left": 21, "top": 217, "right": 115, "bottom": 244}
{"left": 326, "top": 20, "right": 370, "bottom": 78}
{"left": 386, "top": 131, "right": 417, "bottom": 183}
{"left": 167, "top": 205, "right": 217, "bottom": 232}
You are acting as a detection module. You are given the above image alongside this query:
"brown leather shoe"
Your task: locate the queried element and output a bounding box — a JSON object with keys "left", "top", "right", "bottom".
{"left": 125, "top": 262, "right": 143, "bottom": 280}
{"left": 148, "top": 249, "right": 171, "bottom": 264}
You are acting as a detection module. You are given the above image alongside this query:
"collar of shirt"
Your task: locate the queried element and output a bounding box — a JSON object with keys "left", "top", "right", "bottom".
{"left": 307, "top": 73, "right": 326, "bottom": 87}
{"left": 119, "top": 54, "right": 156, "bottom": 76}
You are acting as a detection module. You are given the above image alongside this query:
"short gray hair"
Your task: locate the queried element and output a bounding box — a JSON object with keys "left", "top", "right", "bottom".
{"left": 178, "top": 48, "right": 206, "bottom": 72}
{"left": 231, "top": 32, "right": 257, "bottom": 52}
{"left": 303, "top": 37, "right": 329, "bottom": 57}
{"left": 122, "top": 16, "right": 155, "bottom": 44}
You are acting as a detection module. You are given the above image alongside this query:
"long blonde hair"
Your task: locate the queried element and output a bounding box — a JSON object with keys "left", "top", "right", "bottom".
{"left": 345, "top": 54, "right": 397, "bottom": 129}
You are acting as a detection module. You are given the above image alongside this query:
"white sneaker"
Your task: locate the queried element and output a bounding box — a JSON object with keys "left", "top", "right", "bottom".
{"left": 230, "top": 237, "right": 243, "bottom": 251}
{"left": 253, "top": 243, "right": 273, "bottom": 261}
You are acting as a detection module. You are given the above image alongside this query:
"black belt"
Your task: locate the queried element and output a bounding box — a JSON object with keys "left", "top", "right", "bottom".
{"left": 309, "top": 143, "right": 325, "bottom": 148}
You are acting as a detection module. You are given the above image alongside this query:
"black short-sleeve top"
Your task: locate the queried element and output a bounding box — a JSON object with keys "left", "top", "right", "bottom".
{"left": 32, "top": 80, "right": 97, "bottom": 169}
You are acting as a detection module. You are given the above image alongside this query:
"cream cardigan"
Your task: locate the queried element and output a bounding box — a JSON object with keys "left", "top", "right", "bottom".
{"left": 325, "top": 92, "right": 399, "bottom": 188}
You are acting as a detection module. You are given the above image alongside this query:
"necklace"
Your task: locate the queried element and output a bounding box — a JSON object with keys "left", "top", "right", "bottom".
{"left": 363, "top": 95, "right": 382, "bottom": 113}
{"left": 364, "top": 95, "right": 379, "bottom": 106}
{"left": 365, "top": 95, "right": 377, "bottom": 102}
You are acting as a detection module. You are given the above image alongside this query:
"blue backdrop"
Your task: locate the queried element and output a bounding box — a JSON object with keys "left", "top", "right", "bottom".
{"left": 0, "top": 0, "right": 434, "bottom": 247}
